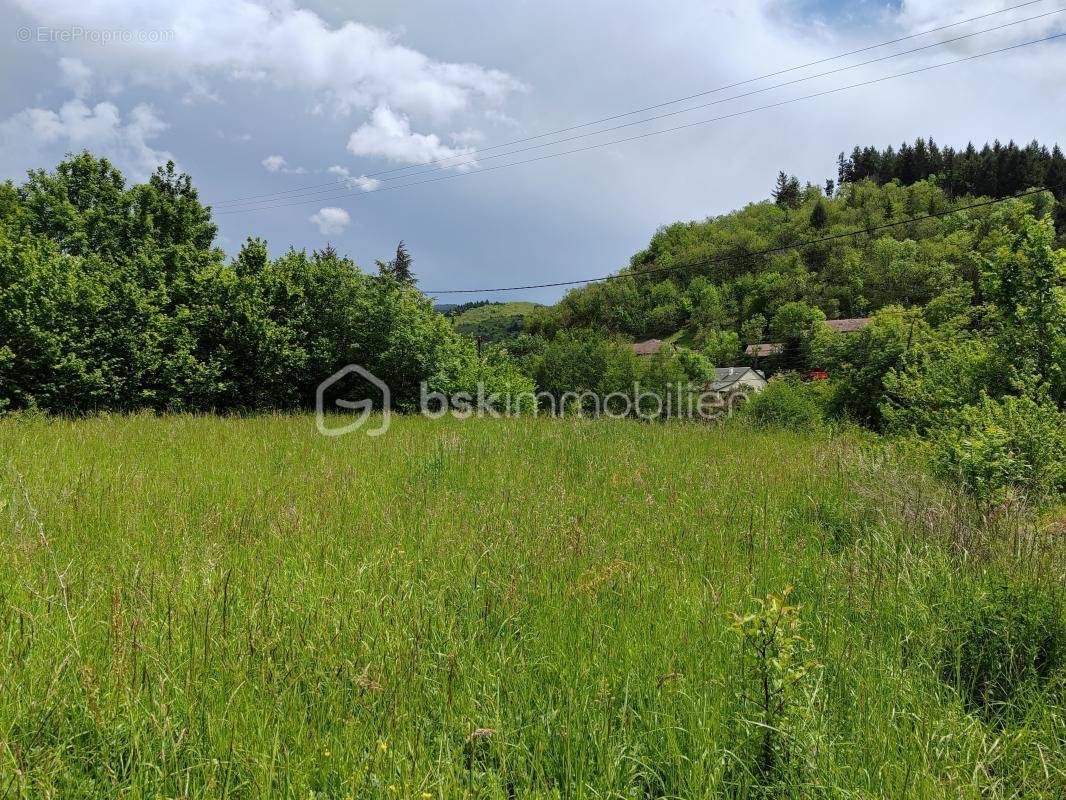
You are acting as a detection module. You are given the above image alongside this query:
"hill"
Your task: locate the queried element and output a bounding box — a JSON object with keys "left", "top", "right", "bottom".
{"left": 451, "top": 300, "right": 541, "bottom": 341}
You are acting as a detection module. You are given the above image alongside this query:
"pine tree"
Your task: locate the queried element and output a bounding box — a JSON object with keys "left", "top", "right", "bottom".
{"left": 1048, "top": 145, "right": 1066, "bottom": 191}
{"left": 772, "top": 171, "right": 790, "bottom": 207}
{"left": 772, "top": 172, "right": 801, "bottom": 209}
{"left": 837, "top": 152, "right": 852, "bottom": 185}
{"left": 390, "top": 240, "right": 415, "bottom": 284}
{"left": 809, "top": 198, "right": 829, "bottom": 229}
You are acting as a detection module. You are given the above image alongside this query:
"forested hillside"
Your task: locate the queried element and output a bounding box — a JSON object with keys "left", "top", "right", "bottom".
{"left": 518, "top": 139, "right": 1065, "bottom": 503}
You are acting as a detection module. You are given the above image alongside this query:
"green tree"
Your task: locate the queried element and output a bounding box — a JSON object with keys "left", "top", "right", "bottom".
{"left": 809, "top": 198, "right": 829, "bottom": 229}
{"left": 981, "top": 214, "right": 1065, "bottom": 400}
{"left": 390, "top": 240, "right": 415, "bottom": 284}
{"left": 772, "top": 171, "right": 802, "bottom": 209}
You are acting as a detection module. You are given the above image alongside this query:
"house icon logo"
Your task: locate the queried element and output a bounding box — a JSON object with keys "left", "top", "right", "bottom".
{"left": 315, "top": 364, "right": 391, "bottom": 437}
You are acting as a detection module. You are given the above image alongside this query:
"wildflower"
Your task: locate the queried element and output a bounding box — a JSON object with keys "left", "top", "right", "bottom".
{"left": 323, "top": 749, "right": 331, "bottom": 757}
{"left": 422, "top": 793, "right": 433, "bottom": 798}
{"left": 378, "top": 739, "right": 388, "bottom": 753}
{"left": 388, "top": 785, "right": 397, "bottom": 793}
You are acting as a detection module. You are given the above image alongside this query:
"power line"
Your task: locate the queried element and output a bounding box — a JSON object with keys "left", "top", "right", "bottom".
{"left": 210, "top": 0, "right": 1053, "bottom": 207}
{"left": 422, "top": 185, "right": 1060, "bottom": 295}
{"left": 214, "top": 6, "right": 1066, "bottom": 209}
{"left": 215, "top": 31, "right": 1066, "bottom": 216}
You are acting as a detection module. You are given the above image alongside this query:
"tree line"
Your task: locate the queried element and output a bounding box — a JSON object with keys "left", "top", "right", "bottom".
{"left": 838, "top": 137, "right": 1066, "bottom": 207}
{"left": 0, "top": 153, "right": 531, "bottom": 414}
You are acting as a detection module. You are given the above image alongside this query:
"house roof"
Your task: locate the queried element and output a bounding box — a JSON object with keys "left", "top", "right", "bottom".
{"left": 744, "top": 342, "right": 784, "bottom": 357}
{"left": 630, "top": 339, "right": 663, "bottom": 356}
{"left": 708, "top": 366, "right": 766, "bottom": 392}
{"left": 825, "top": 317, "right": 871, "bottom": 333}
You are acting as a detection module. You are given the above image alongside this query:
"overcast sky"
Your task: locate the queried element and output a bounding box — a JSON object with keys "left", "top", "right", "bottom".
{"left": 2, "top": 0, "right": 1064, "bottom": 303}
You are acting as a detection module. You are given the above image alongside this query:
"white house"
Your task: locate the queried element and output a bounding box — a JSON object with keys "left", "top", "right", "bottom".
{"left": 708, "top": 366, "right": 767, "bottom": 393}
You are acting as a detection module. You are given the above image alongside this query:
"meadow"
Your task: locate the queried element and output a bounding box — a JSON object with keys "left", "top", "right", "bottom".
{"left": 0, "top": 414, "right": 1062, "bottom": 798}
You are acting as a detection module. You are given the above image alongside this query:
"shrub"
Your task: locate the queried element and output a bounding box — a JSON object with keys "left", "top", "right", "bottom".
{"left": 730, "top": 586, "right": 819, "bottom": 779}
{"left": 941, "top": 574, "right": 1065, "bottom": 718}
{"left": 931, "top": 394, "right": 1065, "bottom": 506}
{"left": 740, "top": 374, "right": 824, "bottom": 429}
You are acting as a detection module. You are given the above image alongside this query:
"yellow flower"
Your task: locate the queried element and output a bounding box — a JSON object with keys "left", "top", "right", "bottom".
{"left": 422, "top": 793, "right": 433, "bottom": 798}
{"left": 323, "top": 749, "right": 331, "bottom": 757}
{"left": 387, "top": 785, "right": 397, "bottom": 793}
{"left": 378, "top": 740, "right": 388, "bottom": 753}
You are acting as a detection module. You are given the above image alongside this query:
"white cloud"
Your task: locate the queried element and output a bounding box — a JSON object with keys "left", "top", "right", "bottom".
{"left": 262, "top": 154, "right": 286, "bottom": 172}
{"left": 309, "top": 206, "right": 351, "bottom": 235}
{"left": 0, "top": 98, "right": 171, "bottom": 181}
{"left": 450, "top": 129, "right": 486, "bottom": 145}
{"left": 346, "top": 106, "right": 477, "bottom": 169}
{"left": 58, "top": 57, "right": 92, "bottom": 98}
{"left": 261, "top": 154, "right": 305, "bottom": 174}
{"left": 328, "top": 165, "right": 381, "bottom": 192}
{"left": 898, "top": 0, "right": 1066, "bottom": 33}
{"left": 12, "top": 0, "right": 524, "bottom": 122}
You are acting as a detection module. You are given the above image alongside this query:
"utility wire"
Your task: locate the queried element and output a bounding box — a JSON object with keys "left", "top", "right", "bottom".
{"left": 215, "top": 31, "right": 1066, "bottom": 216}
{"left": 211, "top": 0, "right": 1053, "bottom": 207}
{"left": 214, "top": 6, "right": 1066, "bottom": 209}
{"left": 422, "top": 185, "right": 1061, "bottom": 294}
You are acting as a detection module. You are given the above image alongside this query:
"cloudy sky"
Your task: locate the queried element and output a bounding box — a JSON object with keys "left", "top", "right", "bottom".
{"left": 2, "top": 0, "right": 1064, "bottom": 302}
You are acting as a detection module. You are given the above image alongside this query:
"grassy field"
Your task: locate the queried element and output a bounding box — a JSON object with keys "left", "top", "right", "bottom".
{"left": 0, "top": 415, "right": 1062, "bottom": 798}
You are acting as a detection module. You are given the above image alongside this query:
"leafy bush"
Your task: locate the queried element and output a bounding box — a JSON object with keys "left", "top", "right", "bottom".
{"left": 730, "top": 586, "right": 819, "bottom": 779}
{"left": 740, "top": 374, "right": 824, "bottom": 429}
{"left": 931, "top": 394, "right": 1065, "bottom": 506}
{"left": 941, "top": 574, "right": 1065, "bottom": 717}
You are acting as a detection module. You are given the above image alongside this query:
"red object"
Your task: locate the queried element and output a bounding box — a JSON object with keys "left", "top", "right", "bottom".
{"left": 803, "top": 371, "right": 829, "bottom": 380}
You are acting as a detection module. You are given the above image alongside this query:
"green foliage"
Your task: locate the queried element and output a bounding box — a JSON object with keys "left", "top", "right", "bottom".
{"left": 740, "top": 375, "right": 824, "bottom": 429}
{"left": 390, "top": 240, "right": 415, "bottom": 284}
{"left": 537, "top": 175, "right": 1049, "bottom": 350}
{"left": 697, "top": 327, "right": 741, "bottom": 366}
{"left": 930, "top": 394, "right": 1065, "bottom": 506}
{"left": 434, "top": 342, "right": 537, "bottom": 414}
{"left": 730, "top": 586, "right": 819, "bottom": 779}
{"left": 809, "top": 198, "right": 829, "bottom": 229}
{"left": 981, "top": 215, "right": 1066, "bottom": 400}
{"left": 0, "top": 154, "right": 485, "bottom": 413}
{"left": 530, "top": 329, "right": 639, "bottom": 410}
{"left": 770, "top": 300, "right": 825, "bottom": 341}
{"left": 816, "top": 306, "right": 928, "bottom": 427}
{"left": 942, "top": 574, "right": 1065, "bottom": 718}
{"left": 772, "top": 171, "right": 802, "bottom": 210}
{"left": 839, "top": 137, "right": 1066, "bottom": 205}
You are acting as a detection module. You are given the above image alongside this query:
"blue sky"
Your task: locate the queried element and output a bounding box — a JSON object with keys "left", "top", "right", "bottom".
{"left": 2, "top": 1, "right": 1064, "bottom": 303}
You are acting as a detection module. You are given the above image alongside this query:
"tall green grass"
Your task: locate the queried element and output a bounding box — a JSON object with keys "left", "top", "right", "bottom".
{"left": 0, "top": 414, "right": 1062, "bottom": 798}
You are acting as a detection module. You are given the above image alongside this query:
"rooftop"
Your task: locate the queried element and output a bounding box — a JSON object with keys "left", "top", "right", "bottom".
{"left": 708, "top": 366, "right": 765, "bottom": 392}
{"left": 745, "top": 342, "right": 784, "bottom": 357}
{"left": 630, "top": 339, "right": 664, "bottom": 356}
{"left": 825, "top": 317, "right": 871, "bottom": 333}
